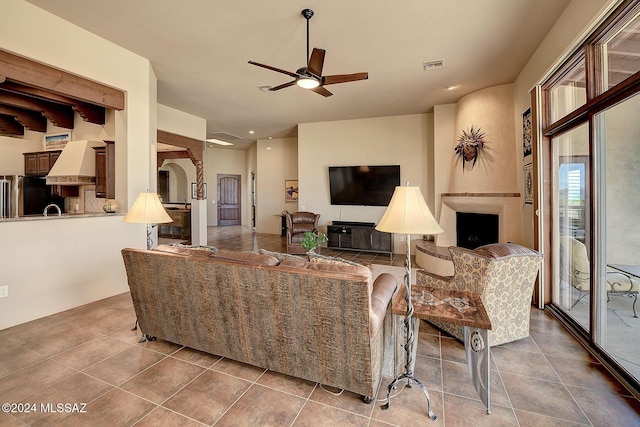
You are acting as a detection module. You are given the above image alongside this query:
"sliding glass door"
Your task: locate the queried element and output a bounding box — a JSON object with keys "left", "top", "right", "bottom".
{"left": 542, "top": 0, "right": 640, "bottom": 393}
{"left": 553, "top": 124, "right": 590, "bottom": 332}
{"left": 595, "top": 93, "right": 640, "bottom": 379}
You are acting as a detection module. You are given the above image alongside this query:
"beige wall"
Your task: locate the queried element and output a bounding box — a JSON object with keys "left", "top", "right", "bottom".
{"left": 0, "top": 0, "right": 156, "bottom": 329}
{"left": 298, "top": 114, "right": 431, "bottom": 254}
{"left": 255, "top": 138, "right": 298, "bottom": 234}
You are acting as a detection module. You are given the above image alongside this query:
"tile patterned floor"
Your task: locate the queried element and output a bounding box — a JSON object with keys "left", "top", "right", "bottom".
{"left": 1, "top": 226, "right": 639, "bottom": 426}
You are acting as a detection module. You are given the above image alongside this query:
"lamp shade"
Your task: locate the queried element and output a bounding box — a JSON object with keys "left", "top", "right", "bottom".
{"left": 376, "top": 186, "right": 444, "bottom": 235}
{"left": 122, "top": 192, "right": 172, "bottom": 224}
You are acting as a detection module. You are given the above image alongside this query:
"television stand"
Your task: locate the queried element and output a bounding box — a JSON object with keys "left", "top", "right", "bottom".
{"left": 327, "top": 222, "right": 393, "bottom": 261}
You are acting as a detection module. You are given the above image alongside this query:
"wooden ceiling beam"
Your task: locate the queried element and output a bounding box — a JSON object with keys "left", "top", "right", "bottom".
{"left": 0, "top": 89, "right": 74, "bottom": 129}
{"left": 157, "top": 130, "right": 204, "bottom": 162}
{"left": 157, "top": 150, "right": 191, "bottom": 168}
{"left": 0, "top": 113, "right": 24, "bottom": 136}
{"left": 0, "top": 81, "right": 105, "bottom": 125}
{"left": 0, "top": 104, "right": 47, "bottom": 132}
{"left": 0, "top": 49, "right": 125, "bottom": 110}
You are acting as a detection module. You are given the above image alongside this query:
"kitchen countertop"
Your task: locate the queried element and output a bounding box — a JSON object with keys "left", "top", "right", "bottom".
{"left": 0, "top": 212, "right": 125, "bottom": 222}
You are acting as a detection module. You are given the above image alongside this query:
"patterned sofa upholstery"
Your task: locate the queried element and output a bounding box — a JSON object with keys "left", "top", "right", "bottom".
{"left": 416, "top": 243, "right": 542, "bottom": 346}
{"left": 121, "top": 245, "right": 397, "bottom": 401}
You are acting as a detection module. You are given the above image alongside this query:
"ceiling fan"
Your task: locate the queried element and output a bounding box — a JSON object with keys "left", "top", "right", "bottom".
{"left": 248, "top": 9, "right": 368, "bottom": 97}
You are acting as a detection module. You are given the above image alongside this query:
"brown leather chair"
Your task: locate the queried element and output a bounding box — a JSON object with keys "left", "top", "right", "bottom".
{"left": 285, "top": 211, "right": 320, "bottom": 254}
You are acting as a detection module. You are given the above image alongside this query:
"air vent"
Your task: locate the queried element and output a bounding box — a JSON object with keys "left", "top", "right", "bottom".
{"left": 423, "top": 60, "right": 444, "bottom": 70}
{"left": 208, "top": 132, "right": 242, "bottom": 141}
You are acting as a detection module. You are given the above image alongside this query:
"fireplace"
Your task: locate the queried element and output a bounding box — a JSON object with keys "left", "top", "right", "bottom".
{"left": 456, "top": 212, "right": 499, "bottom": 249}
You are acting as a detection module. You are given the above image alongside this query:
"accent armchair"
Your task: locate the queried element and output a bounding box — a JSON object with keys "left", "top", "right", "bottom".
{"left": 559, "top": 235, "right": 639, "bottom": 316}
{"left": 416, "top": 243, "right": 542, "bottom": 347}
{"left": 285, "top": 211, "right": 320, "bottom": 254}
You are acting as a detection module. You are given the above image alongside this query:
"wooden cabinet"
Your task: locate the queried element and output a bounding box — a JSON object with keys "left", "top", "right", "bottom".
{"left": 160, "top": 208, "right": 191, "bottom": 240}
{"left": 93, "top": 141, "right": 115, "bottom": 199}
{"left": 24, "top": 150, "right": 61, "bottom": 176}
{"left": 327, "top": 222, "right": 393, "bottom": 259}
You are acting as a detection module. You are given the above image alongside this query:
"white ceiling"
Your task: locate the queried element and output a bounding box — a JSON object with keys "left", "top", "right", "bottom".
{"left": 26, "top": 0, "right": 571, "bottom": 150}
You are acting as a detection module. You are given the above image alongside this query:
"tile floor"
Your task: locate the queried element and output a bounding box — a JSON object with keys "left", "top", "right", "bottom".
{"left": 1, "top": 226, "right": 639, "bottom": 426}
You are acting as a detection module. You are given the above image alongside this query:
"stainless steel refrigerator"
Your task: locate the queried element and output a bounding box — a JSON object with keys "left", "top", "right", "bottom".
{"left": 0, "top": 175, "right": 16, "bottom": 218}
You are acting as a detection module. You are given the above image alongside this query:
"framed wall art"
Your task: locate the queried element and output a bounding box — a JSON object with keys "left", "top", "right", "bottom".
{"left": 524, "top": 163, "right": 534, "bottom": 204}
{"left": 285, "top": 180, "right": 298, "bottom": 202}
{"left": 44, "top": 132, "right": 71, "bottom": 150}
{"left": 191, "top": 182, "right": 207, "bottom": 199}
{"left": 523, "top": 108, "right": 532, "bottom": 158}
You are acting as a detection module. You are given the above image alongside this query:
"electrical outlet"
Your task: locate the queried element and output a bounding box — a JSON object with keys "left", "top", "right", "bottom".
{"left": 400, "top": 236, "right": 405, "bottom": 242}
{"left": 0, "top": 285, "right": 8, "bottom": 298}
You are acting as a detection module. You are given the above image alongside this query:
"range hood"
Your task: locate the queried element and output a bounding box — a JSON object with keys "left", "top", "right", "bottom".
{"left": 46, "top": 140, "right": 105, "bottom": 185}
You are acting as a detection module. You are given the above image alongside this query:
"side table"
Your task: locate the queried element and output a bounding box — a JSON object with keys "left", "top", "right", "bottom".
{"left": 392, "top": 285, "right": 493, "bottom": 414}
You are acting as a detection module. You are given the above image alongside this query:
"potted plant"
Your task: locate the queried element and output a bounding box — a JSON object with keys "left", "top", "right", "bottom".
{"left": 301, "top": 231, "right": 328, "bottom": 253}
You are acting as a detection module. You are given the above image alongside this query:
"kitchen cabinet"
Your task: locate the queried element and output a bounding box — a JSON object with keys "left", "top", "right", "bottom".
{"left": 24, "top": 150, "right": 77, "bottom": 197}
{"left": 94, "top": 141, "right": 115, "bottom": 199}
{"left": 23, "top": 150, "right": 61, "bottom": 176}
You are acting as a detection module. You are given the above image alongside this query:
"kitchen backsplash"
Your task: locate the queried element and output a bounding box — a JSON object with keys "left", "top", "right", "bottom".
{"left": 64, "top": 185, "right": 105, "bottom": 213}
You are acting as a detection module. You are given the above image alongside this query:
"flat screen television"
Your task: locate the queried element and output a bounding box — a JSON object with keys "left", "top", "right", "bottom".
{"left": 328, "top": 165, "right": 400, "bottom": 206}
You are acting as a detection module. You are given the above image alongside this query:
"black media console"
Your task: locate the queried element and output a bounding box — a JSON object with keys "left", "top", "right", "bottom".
{"left": 327, "top": 221, "right": 393, "bottom": 260}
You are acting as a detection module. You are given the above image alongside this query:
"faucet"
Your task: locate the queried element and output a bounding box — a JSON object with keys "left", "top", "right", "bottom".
{"left": 43, "top": 203, "right": 62, "bottom": 217}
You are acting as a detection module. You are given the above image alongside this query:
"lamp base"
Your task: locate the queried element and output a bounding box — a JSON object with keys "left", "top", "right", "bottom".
{"left": 380, "top": 236, "right": 437, "bottom": 421}
{"left": 381, "top": 372, "right": 437, "bottom": 420}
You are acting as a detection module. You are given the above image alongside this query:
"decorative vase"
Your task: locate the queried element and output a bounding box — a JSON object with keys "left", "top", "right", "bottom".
{"left": 103, "top": 199, "right": 119, "bottom": 213}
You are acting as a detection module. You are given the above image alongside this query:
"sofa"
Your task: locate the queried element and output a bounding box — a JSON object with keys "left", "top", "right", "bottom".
{"left": 121, "top": 245, "right": 397, "bottom": 401}
{"left": 416, "top": 243, "right": 542, "bottom": 347}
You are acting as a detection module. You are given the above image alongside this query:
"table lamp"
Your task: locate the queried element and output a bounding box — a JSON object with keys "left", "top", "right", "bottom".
{"left": 376, "top": 183, "right": 443, "bottom": 420}
{"left": 122, "top": 191, "right": 172, "bottom": 250}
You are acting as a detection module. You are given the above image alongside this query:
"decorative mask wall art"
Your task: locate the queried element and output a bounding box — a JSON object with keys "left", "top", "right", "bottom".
{"left": 454, "top": 125, "right": 487, "bottom": 170}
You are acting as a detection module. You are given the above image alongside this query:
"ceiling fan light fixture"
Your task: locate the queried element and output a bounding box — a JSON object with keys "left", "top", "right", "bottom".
{"left": 296, "top": 77, "right": 320, "bottom": 89}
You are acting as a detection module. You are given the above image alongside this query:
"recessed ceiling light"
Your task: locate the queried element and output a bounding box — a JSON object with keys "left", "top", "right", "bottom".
{"left": 445, "top": 85, "right": 459, "bottom": 90}
{"left": 249, "top": 130, "right": 255, "bottom": 134}
{"left": 206, "top": 138, "right": 234, "bottom": 146}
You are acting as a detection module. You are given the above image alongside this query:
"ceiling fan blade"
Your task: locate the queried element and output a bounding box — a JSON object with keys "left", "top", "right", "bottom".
{"left": 248, "top": 61, "right": 299, "bottom": 79}
{"left": 269, "top": 81, "right": 296, "bottom": 91}
{"left": 310, "top": 86, "right": 333, "bottom": 97}
{"left": 323, "top": 72, "right": 369, "bottom": 86}
{"left": 307, "top": 48, "right": 326, "bottom": 77}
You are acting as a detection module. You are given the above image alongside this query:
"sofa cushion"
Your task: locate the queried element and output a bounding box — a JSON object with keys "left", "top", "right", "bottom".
{"left": 259, "top": 248, "right": 307, "bottom": 263}
{"left": 154, "top": 243, "right": 218, "bottom": 258}
{"left": 212, "top": 249, "right": 280, "bottom": 266}
{"left": 278, "top": 258, "right": 310, "bottom": 269}
{"left": 305, "top": 260, "right": 372, "bottom": 282}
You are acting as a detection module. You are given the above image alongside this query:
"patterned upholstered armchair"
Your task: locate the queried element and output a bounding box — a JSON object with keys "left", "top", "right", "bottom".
{"left": 416, "top": 243, "right": 542, "bottom": 347}
{"left": 285, "top": 211, "right": 320, "bottom": 254}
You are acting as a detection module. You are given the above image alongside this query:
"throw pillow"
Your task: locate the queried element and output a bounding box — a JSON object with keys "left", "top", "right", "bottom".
{"left": 308, "top": 252, "right": 367, "bottom": 268}
{"left": 170, "top": 243, "right": 219, "bottom": 253}
{"left": 154, "top": 243, "right": 218, "bottom": 258}
{"left": 259, "top": 248, "right": 306, "bottom": 262}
